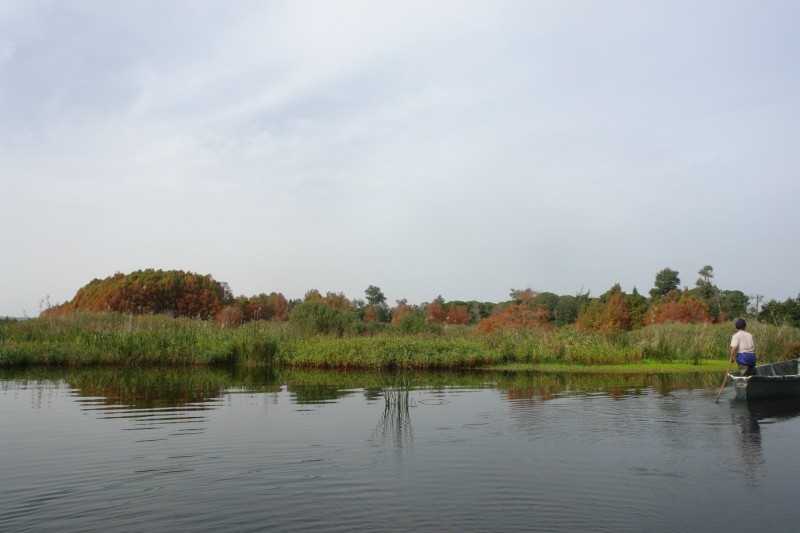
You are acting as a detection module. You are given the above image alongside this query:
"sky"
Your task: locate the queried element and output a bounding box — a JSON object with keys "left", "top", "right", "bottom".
{"left": 2, "top": 1, "right": 799, "bottom": 317}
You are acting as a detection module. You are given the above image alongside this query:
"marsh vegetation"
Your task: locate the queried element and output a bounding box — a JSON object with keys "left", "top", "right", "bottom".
{"left": 3, "top": 312, "right": 799, "bottom": 370}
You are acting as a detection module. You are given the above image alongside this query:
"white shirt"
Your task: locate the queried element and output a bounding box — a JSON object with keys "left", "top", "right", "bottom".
{"left": 730, "top": 330, "right": 755, "bottom": 353}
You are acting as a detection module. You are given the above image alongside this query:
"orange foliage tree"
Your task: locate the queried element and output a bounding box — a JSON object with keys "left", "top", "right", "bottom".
{"left": 362, "top": 305, "right": 381, "bottom": 323}
{"left": 425, "top": 296, "right": 447, "bottom": 323}
{"left": 446, "top": 304, "right": 471, "bottom": 325}
{"left": 645, "top": 289, "right": 712, "bottom": 325}
{"left": 575, "top": 284, "right": 632, "bottom": 333}
{"left": 239, "top": 292, "right": 290, "bottom": 322}
{"left": 44, "top": 269, "right": 230, "bottom": 319}
{"left": 478, "top": 303, "right": 551, "bottom": 333}
{"left": 215, "top": 306, "right": 244, "bottom": 328}
{"left": 391, "top": 300, "right": 415, "bottom": 326}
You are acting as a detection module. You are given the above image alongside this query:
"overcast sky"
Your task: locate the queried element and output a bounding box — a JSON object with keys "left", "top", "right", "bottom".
{"left": 2, "top": 1, "right": 799, "bottom": 317}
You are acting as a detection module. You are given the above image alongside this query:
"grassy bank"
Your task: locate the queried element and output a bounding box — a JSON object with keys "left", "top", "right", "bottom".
{"left": 487, "top": 360, "right": 730, "bottom": 373}
{"left": 2, "top": 313, "right": 800, "bottom": 369}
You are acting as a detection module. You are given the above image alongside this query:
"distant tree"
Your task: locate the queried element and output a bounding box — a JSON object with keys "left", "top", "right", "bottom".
{"left": 215, "top": 306, "right": 243, "bottom": 328}
{"left": 478, "top": 303, "right": 551, "bottom": 334}
{"left": 304, "top": 289, "right": 323, "bottom": 302}
{"left": 362, "top": 305, "right": 380, "bottom": 324}
{"left": 758, "top": 296, "right": 800, "bottom": 327}
{"left": 268, "top": 293, "right": 290, "bottom": 321}
{"left": 575, "top": 284, "right": 632, "bottom": 333}
{"left": 533, "top": 292, "right": 560, "bottom": 323}
{"left": 396, "top": 313, "right": 428, "bottom": 335}
{"left": 691, "top": 264, "right": 723, "bottom": 319}
{"left": 718, "top": 290, "right": 749, "bottom": 321}
{"left": 289, "top": 301, "right": 362, "bottom": 336}
{"left": 627, "top": 287, "right": 648, "bottom": 329}
{"left": 425, "top": 296, "right": 447, "bottom": 323}
{"left": 645, "top": 289, "right": 711, "bottom": 325}
{"left": 391, "top": 299, "right": 416, "bottom": 326}
{"left": 365, "top": 285, "right": 386, "bottom": 306}
{"left": 554, "top": 295, "right": 580, "bottom": 326}
{"left": 510, "top": 288, "right": 538, "bottom": 306}
{"left": 242, "top": 292, "right": 289, "bottom": 322}
{"left": 42, "top": 269, "right": 229, "bottom": 319}
{"left": 445, "top": 304, "right": 471, "bottom": 325}
{"left": 364, "top": 285, "right": 390, "bottom": 322}
{"left": 470, "top": 301, "right": 496, "bottom": 322}
{"left": 650, "top": 268, "right": 681, "bottom": 300}
{"left": 696, "top": 265, "right": 713, "bottom": 284}
{"left": 324, "top": 291, "right": 355, "bottom": 311}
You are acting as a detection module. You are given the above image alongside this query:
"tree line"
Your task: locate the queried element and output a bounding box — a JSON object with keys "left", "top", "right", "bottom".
{"left": 39, "top": 266, "right": 800, "bottom": 332}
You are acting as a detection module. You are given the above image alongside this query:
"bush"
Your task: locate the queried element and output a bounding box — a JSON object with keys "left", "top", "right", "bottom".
{"left": 396, "top": 313, "right": 425, "bottom": 335}
{"left": 289, "top": 302, "right": 363, "bottom": 336}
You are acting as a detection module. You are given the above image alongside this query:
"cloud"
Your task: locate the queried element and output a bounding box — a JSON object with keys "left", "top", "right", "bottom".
{"left": 2, "top": 1, "right": 800, "bottom": 315}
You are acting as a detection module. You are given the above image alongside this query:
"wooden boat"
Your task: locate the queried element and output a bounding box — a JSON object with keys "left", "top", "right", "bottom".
{"left": 728, "top": 358, "right": 800, "bottom": 400}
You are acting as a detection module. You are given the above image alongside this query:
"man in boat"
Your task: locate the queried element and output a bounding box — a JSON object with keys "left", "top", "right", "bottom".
{"left": 730, "top": 318, "right": 756, "bottom": 376}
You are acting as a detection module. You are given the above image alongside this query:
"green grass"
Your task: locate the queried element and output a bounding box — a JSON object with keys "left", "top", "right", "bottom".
{"left": 0, "top": 313, "right": 285, "bottom": 367}
{"left": 485, "top": 359, "right": 730, "bottom": 374}
{"left": 2, "top": 313, "right": 800, "bottom": 370}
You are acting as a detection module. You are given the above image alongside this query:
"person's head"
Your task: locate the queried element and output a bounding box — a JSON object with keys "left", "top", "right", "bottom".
{"left": 735, "top": 317, "right": 746, "bottom": 330}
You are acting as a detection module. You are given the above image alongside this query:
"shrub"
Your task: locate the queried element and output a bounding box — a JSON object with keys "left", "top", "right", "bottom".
{"left": 289, "top": 302, "right": 363, "bottom": 336}
{"left": 396, "top": 313, "right": 426, "bottom": 335}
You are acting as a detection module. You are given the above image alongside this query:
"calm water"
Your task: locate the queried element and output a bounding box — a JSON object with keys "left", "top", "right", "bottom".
{"left": 2, "top": 368, "right": 799, "bottom": 532}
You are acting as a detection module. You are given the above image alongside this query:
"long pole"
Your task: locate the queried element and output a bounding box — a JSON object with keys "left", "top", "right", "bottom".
{"left": 715, "top": 359, "right": 734, "bottom": 403}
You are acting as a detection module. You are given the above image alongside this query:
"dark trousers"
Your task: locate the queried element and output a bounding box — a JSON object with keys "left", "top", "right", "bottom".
{"left": 738, "top": 364, "right": 755, "bottom": 377}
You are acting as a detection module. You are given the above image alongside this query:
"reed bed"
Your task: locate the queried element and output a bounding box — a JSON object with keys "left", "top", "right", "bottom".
{"left": 0, "top": 314, "right": 285, "bottom": 367}
{"left": 3, "top": 313, "right": 800, "bottom": 370}
{"left": 277, "top": 336, "right": 491, "bottom": 369}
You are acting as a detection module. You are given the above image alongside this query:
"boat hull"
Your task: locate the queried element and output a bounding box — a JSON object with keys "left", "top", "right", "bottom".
{"left": 729, "top": 358, "right": 800, "bottom": 401}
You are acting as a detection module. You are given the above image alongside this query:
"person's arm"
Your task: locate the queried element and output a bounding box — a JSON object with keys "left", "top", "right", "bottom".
{"left": 730, "top": 344, "right": 737, "bottom": 363}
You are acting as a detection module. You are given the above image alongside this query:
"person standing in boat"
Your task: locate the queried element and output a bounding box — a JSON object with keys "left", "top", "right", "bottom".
{"left": 730, "top": 318, "right": 756, "bottom": 376}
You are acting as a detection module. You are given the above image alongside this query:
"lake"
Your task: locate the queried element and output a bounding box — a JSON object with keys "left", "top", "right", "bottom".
{"left": 2, "top": 367, "right": 799, "bottom": 532}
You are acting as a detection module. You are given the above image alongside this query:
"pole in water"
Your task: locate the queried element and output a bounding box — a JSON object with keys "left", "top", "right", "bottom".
{"left": 715, "top": 360, "right": 734, "bottom": 403}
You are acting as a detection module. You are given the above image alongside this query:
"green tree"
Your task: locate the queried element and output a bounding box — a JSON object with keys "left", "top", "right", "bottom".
{"left": 692, "top": 264, "right": 722, "bottom": 319}
{"left": 365, "top": 285, "right": 386, "bottom": 306}
{"left": 650, "top": 268, "right": 681, "bottom": 300}
{"left": 696, "top": 265, "right": 714, "bottom": 286}
{"left": 289, "top": 301, "right": 362, "bottom": 336}
{"left": 533, "top": 292, "right": 560, "bottom": 323}
{"left": 627, "top": 287, "right": 648, "bottom": 329}
{"left": 758, "top": 296, "right": 800, "bottom": 327}
{"left": 719, "top": 290, "right": 749, "bottom": 321}
{"left": 363, "top": 285, "right": 390, "bottom": 323}
{"left": 555, "top": 295, "right": 580, "bottom": 326}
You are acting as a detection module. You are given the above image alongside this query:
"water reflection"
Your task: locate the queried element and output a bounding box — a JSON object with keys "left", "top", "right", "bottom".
{"left": 1, "top": 367, "right": 723, "bottom": 412}
{"left": 2, "top": 367, "right": 283, "bottom": 437}
{"left": 728, "top": 397, "right": 800, "bottom": 481}
{"left": 67, "top": 367, "right": 252, "bottom": 437}
{"left": 5, "top": 367, "right": 800, "bottom": 532}
{"left": 498, "top": 370, "right": 719, "bottom": 402}
{"left": 373, "top": 384, "right": 415, "bottom": 450}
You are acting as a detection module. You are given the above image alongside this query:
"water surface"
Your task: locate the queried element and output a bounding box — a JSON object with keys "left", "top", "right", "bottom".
{"left": 2, "top": 368, "right": 797, "bottom": 532}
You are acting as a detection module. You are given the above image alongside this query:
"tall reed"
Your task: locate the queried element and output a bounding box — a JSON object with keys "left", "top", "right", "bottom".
{"left": 3, "top": 314, "right": 800, "bottom": 369}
